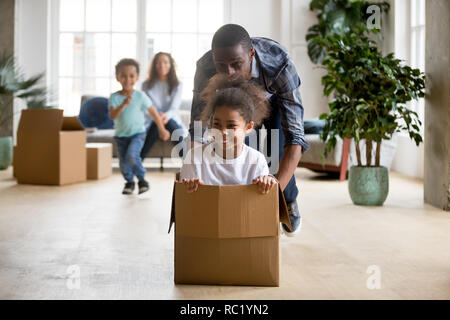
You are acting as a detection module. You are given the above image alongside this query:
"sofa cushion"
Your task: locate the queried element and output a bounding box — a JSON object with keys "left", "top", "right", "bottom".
{"left": 304, "top": 119, "right": 326, "bottom": 135}
{"left": 79, "top": 97, "right": 114, "bottom": 129}
{"left": 300, "top": 134, "right": 344, "bottom": 166}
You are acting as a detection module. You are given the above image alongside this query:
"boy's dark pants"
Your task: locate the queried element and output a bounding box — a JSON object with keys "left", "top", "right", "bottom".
{"left": 114, "top": 132, "right": 146, "bottom": 183}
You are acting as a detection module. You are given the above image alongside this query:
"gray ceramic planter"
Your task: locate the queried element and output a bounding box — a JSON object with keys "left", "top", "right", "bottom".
{"left": 348, "top": 166, "right": 389, "bottom": 206}
{"left": 0, "top": 136, "right": 13, "bottom": 170}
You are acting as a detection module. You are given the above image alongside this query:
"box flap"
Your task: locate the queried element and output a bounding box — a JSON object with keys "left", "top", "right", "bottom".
{"left": 62, "top": 117, "right": 84, "bottom": 131}
{"left": 168, "top": 182, "right": 176, "bottom": 234}
{"left": 168, "top": 173, "right": 181, "bottom": 234}
{"left": 171, "top": 181, "right": 283, "bottom": 239}
{"left": 278, "top": 184, "right": 292, "bottom": 232}
{"left": 17, "top": 109, "right": 64, "bottom": 144}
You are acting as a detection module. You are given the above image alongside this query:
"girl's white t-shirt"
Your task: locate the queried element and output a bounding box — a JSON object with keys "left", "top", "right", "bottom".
{"left": 180, "top": 142, "right": 270, "bottom": 185}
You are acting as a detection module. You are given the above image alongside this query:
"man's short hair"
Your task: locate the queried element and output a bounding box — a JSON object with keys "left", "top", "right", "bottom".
{"left": 115, "top": 58, "right": 140, "bottom": 75}
{"left": 211, "top": 24, "right": 252, "bottom": 51}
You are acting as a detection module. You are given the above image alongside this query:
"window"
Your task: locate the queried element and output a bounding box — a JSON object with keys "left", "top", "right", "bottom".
{"left": 409, "top": 0, "right": 425, "bottom": 133}
{"left": 53, "top": 0, "right": 225, "bottom": 115}
{"left": 394, "top": 0, "right": 426, "bottom": 136}
{"left": 145, "top": 0, "right": 224, "bottom": 101}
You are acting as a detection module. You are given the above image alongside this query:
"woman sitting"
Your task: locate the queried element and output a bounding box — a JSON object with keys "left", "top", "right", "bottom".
{"left": 140, "top": 52, "right": 186, "bottom": 159}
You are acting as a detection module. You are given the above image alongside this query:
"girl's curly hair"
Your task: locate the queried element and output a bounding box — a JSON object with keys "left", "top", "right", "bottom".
{"left": 200, "top": 74, "right": 270, "bottom": 126}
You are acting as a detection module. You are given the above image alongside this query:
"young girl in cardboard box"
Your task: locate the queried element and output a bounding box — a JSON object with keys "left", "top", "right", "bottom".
{"left": 180, "top": 74, "right": 277, "bottom": 194}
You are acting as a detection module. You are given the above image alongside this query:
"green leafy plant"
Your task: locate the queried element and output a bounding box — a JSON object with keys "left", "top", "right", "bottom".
{"left": 0, "top": 52, "right": 50, "bottom": 137}
{"left": 306, "top": 0, "right": 389, "bottom": 64}
{"left": 317, "top": 32, "right": 426, "bottom": 166}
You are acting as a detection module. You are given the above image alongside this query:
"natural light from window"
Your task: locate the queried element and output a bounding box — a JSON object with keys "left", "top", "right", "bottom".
{"left": 410, "top": 0, "right": 425, "bottom": 134}
{"left": 56, "top": 0, "right": 224, "bottom": 115}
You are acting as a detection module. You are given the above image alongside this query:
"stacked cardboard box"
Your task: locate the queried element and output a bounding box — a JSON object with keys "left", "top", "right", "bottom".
{"left": 14, "top": 109, "right": 87, "bottom": 185}
{"left": 86, "top": 143, "right": 112, "bottom": 180}
{"left": 169, "top": 181, "right": 292, "bottom": 286}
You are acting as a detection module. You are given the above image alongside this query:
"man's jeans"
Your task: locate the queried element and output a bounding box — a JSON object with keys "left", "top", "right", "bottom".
{"left": 114, "top": 132, "right": 146, "bottom": 183}
{"left": 245, "top": 102, "right": 299, "bottom": 205}
{"left": 140, "top": 119, "right": 185, "bottom": 159}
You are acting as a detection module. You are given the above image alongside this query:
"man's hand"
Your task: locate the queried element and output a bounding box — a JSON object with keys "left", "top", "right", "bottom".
{"left": 159, "top": 111, "right": 168, "bottom": 125}
{"left": 181, "top": 178, "right": 204, "bottom": 193}
{"left": 159, "top": 128, "right": 171, "bottom": 141}
{"left": 253, "top": 175, "right": 278, "bottom": 194}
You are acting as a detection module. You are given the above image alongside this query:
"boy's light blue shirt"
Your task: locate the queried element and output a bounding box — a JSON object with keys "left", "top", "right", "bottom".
{"left": 109, "top": 89, "right": 152, "bottom": 137}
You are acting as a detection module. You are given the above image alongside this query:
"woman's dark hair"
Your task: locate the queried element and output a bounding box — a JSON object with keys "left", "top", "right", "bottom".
{"left": 144, "top": 52, "right": 179, "bottom": 95}
{"left": 200, "top": 74, "right": 270, "bottom": 126}
{"left": 115, "top": 58, "right": 140, "bottom": 75}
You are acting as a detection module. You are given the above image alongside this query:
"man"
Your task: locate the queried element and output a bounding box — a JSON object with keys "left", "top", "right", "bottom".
{"left": 189, "top": 24, "right": 308, "bottom": 236}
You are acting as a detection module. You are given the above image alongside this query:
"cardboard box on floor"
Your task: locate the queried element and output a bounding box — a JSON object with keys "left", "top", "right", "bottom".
{"left": 169, "top": 177, "right": 292, "bottom": 286}
{"left": 86, "top": 143, "right": 112, "bottom": 180}
{"left": 14, "top": 109, "right": 87, "bottom": 185}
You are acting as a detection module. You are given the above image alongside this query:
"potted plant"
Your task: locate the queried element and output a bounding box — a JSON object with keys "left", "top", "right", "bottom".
{"left": 316, "top": 31, "right": 425, "bottom": 205}
{"left": 0, "top": 53, "right": 49, "bottom": 170}
{"left": 306, "top": 0, "right": 389, "bottom": 64}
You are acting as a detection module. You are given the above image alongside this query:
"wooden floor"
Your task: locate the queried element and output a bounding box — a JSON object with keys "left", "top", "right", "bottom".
{"left": 0, "top": 166, "right": 449, "bottom": 299}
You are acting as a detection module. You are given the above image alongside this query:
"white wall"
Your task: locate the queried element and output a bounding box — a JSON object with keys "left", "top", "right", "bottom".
{"left": 228, "top": 0, "right": 282, "bottom": 42}
{"left": 391, "top": 136, "right": 424, "bottom": 179}
{"left": 13, "top": 0, "right": 50, "bottom": 143}
{"left": 15, "top": 0, "right": 49, "bottom": 82}
{"left": 288, "top": 0, "right": 330, "bottom": 119}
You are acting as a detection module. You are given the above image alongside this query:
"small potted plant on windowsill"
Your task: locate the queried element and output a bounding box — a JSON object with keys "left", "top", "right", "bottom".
{"left": 316, "top": 31, "right": 425, "bottom": 206}
{"left": 0, "top": 53, "right": 50, "bottom": 170}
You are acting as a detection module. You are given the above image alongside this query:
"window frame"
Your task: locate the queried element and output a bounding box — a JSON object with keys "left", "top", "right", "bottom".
{"left": 49, "top": 0, "right": 229, "bottom": 115}
{"left": 409, "top": 0, "right": 425, "bottom": 134}
{"left": 394, "top": 0, "right": 426, "bottom": 137}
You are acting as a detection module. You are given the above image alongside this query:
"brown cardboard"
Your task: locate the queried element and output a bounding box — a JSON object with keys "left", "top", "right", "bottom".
{"left": 169, "top": 179, "right": 292, "bottom": 287}
{"left": 12, "top": 146, "right": 17, "bottom": 178}
{"left": 86, "top": 143, "right": 112, "bottom": 180}
{"left": 14, "top": 109, "right": 87, "bottom": 185}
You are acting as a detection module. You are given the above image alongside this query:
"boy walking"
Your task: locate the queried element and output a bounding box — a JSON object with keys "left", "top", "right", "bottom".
{"left": 110, "top": 58, "right": 170, "bottom": 194}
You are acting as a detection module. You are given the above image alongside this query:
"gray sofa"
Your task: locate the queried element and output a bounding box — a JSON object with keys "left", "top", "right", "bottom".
{"left": 81, "top": 95, "right": 191, "bottom": 169}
